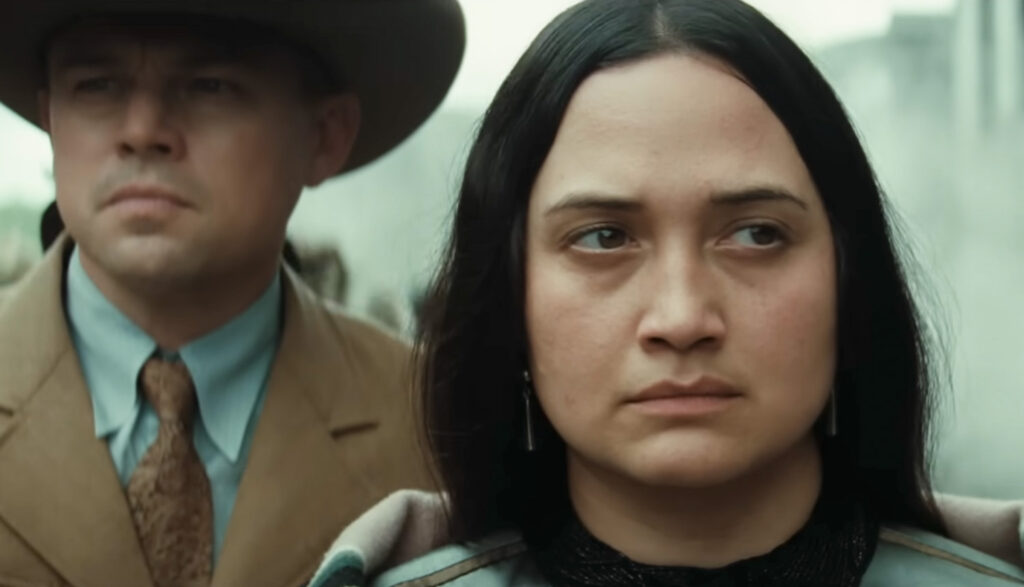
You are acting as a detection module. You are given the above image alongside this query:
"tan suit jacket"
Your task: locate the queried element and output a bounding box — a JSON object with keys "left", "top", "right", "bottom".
{"left": 0, "top": 237, "right": 433, "bottom": 587}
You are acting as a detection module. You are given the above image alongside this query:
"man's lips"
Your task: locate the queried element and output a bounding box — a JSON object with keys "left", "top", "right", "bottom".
{"left": 105, "top": 184, "right": 190, "bottom": 209}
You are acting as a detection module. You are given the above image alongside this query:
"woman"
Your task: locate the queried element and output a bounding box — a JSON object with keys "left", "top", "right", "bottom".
{"left": 311, "top": 0, "right": 1024, "bottom": 585}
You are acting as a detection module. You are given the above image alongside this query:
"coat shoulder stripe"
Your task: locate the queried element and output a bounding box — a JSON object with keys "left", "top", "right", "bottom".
{"left": 392, "top": 540, "right": 529, "bottom": 587}
{"left": 880, "top": 527, "right": 1024, "bottom": 583}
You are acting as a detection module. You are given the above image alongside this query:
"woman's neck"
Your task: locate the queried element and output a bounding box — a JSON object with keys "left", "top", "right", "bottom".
{"left": 567, "top": 435, "right": 822, "bottom": 568}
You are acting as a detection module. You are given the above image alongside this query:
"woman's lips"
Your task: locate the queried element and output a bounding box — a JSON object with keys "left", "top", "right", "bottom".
{"left": 627, "top": 377, "right": 742, "bottom": 417}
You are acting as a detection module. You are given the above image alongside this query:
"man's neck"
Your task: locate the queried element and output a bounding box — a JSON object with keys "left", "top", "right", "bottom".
{"left": 568, "top": 435, "right": 822, "bottom": 569}
{"left": 78, "top": 252, "right": 280, "bottom": 350}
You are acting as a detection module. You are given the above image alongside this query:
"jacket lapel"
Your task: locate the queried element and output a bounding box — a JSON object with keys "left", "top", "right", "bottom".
{"left": 0, "top": 237, "right": 154, "bottom": 587}
{"left": 212, "top": 270, "right": 385, "bottom": 587}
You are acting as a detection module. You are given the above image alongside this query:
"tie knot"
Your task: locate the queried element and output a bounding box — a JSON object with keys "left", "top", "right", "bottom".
{"left": 139, "top": 357, "right": 197, "bottom": 424}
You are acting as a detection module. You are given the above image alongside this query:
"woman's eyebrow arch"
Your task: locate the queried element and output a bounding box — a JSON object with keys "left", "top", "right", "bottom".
{"left": 544, "top": 186, "right": 808, "bottom": 216}
{"left": 544, "top": 192, "right": 642, "bottom": 216}
{"left": 709, "top": 186, "right": 809, "bottom": 210}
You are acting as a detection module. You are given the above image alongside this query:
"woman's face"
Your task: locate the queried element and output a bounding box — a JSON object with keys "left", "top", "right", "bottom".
{"left": 524, "top": 53, "right": 836, "bottom": 491}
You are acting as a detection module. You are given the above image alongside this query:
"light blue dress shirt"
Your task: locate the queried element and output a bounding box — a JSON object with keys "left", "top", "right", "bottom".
{"left": 66, "top": 247, "right": 281, "bottom": 562}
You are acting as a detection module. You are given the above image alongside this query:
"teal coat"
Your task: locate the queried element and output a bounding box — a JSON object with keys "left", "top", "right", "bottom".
{"left": 370, "top": 527, "right": 1024, "bottom": 586}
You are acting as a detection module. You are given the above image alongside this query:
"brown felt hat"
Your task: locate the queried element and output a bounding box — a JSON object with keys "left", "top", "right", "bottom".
{"left": 0, "top": 0, "right": 466, "bottom": 174}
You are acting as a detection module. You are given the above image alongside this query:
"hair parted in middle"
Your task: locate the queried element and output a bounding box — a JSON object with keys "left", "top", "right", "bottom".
{"left": 417, "top": 0, "right": 945, "bottom": 544}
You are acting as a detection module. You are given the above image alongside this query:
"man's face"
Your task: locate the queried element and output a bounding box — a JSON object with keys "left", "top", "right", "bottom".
{"left": 41, "top": 23, "right": 353, "bottom": 291}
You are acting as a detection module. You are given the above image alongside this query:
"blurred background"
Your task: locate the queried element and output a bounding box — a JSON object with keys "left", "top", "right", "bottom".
{"left": 1, "top": 0, "right": 1020, "bottom": 499}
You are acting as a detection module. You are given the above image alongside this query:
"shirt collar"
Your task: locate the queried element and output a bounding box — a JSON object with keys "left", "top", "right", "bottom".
{"left": 67, "top": 247, "right": 282, "bottom": 462}
{"left": 180, "top": 276, "right": 281, "bottom": 462}
{"left": 67, "top": 247, "right": 155, "bottom": 439}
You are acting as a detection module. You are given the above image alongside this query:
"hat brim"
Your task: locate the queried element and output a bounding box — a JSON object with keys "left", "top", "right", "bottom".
{"left": 0, "top": 0, "right": 465, "bottom": 174}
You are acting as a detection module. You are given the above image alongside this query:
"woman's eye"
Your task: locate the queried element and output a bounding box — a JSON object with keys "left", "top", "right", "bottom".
{"left": 731, "top": 225, "right": 784, "bottom": 247}
{"left": 572, "top": 227, "right": 630, "bottom": 251}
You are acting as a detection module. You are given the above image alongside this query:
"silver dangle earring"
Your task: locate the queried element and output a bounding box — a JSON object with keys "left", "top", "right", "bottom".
{"left": 522, "top": 370, "right": 537, "bottom": 452}
{"left": 825, "top": 387, "right": 838, "bottom": 438}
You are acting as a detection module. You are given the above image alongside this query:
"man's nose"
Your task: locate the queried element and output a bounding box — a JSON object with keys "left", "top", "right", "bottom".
{"left": 116, "top": 89, "right": 184, "bottom": 161}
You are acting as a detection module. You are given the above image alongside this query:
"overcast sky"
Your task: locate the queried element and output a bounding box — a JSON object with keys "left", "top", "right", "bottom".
{"left": 0, "top": 0, "right": 956, "bottom": 205}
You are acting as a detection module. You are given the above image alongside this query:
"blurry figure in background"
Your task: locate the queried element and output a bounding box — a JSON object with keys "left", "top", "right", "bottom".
{"left": 286, "top": 240, "right": 350, "bottom": 307}
{"left": 410, "top": 287, "right": 430, "bottom": 332}
{"left": 0, "top": 2, "right": 463, "bottom": 586}
{"left": 285, "top": 240, "right": 406, "bottom": 333}
{"left": 308, "top": 1, "right": 1024, "bottom": 586}
{"left": 365, "top": 293, "right": 406, "bottom": 334}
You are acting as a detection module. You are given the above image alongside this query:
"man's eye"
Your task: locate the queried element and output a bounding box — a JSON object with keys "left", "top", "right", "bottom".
{"left": 731, "top": 225, "right": 784, "bottom": 247}
{"left": 189, "top": 78, "right": 231, "bottom": 94}
{"left": 74, "top": 78, "right": 116, "bottom": 93}
{"left": 572, "top": 227, "right": 630, "bottom": 251}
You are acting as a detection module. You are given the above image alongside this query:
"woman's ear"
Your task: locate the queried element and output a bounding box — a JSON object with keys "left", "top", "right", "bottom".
{"left": 305, "top": 92, "right": 361, "bottom": 187}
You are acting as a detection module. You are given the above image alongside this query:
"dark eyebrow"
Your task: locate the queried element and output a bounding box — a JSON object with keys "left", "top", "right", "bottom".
{"left": 709, "top": 187, "right": 809, "bottom": 210}
{"left": 544, "top": 192, "right": 643, "bottom": 217}
{"left": 544, "top": 186, "right": 808, "bottom": 217}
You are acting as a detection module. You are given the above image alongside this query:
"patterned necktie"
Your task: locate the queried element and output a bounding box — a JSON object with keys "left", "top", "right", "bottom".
{"left": 126, "top": 357, "right": 213, "bottom": 587}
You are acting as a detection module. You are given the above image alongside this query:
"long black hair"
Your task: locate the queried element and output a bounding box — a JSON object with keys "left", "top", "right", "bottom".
{"left": 418, "top": 0, "right": 945, "bottom": 543}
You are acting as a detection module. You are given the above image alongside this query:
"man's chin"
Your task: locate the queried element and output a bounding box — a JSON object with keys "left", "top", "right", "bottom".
{"left": 91, "top": 239, "right": 206, "bottom": 285}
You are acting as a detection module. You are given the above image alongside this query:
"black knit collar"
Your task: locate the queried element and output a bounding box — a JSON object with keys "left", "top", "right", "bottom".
{"left": 530, "top": 491, "right": 879, "bottom": 587}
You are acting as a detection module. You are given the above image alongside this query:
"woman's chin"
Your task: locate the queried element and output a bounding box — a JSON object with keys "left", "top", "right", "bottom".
{"left": 612, "top": 433, "right": 818, "bottom": 492}
{"left": 625, "top": 457, "right": 757, "bottom": 490}
{"left": 584, "top": 438, "right": 763, "bottom": 490}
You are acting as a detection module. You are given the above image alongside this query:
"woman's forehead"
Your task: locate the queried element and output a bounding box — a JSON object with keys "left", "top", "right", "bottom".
{"left": 560, "top": 53, "right": 769, "bottom": 145}
{"left": 533, "top": 52, "right": 812, "bottom": 202}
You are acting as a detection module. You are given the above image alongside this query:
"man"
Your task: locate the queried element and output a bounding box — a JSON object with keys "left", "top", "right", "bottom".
{"left": 0, "top": 2, "right": 463, "bottom": 585}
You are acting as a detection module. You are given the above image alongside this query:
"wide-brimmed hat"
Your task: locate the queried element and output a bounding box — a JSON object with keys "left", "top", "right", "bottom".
{"left": 0, "top": 0, "right": 465, "bottom": 174}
